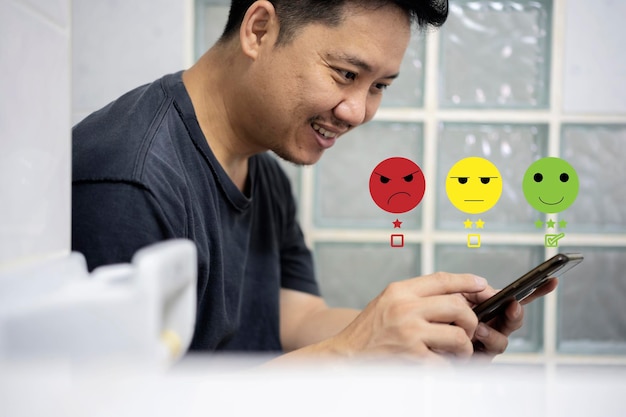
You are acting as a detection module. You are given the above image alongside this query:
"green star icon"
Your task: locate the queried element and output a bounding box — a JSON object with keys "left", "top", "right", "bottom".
{"left": 559, "top": 219, "right": 568, "bottom": 228}
{"left": 546, "top": 219, "right": 556, "bottom": 229}
{"left": 535, "top": 220, "right": 544, "bottom": 228}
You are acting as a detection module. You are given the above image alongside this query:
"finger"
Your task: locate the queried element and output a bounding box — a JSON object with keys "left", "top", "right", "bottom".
{"left": 417, "top": 294, "right": 479, "bottom": 338}
{"left": 472, "top": 323, "right": 509, "bottom": 357}
{"left": 521, "top": 277, "right": 559, "bottom": 305}
{"left": 486, "top": 299, "right": 524, "bottom": 337}
{"left": 397, "top": 349, "right": 452, "bottom": 366}
{"left": 410, "top": 272, "right": 488, "bottom": 297}
{"left": 422, "top": 323, "right": 474, "bottom": 358}
{"left": 463, "top": 285, "right": 499, "bottom": 305}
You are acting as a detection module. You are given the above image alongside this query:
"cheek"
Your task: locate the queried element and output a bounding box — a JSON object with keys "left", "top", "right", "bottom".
{"left": 364, "top": 96, "right": 382, "bottom": 122}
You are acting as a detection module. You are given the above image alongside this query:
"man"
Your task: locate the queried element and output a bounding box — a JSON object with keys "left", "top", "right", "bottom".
{"left": 72, "top": 0, "right": 556, "bottom": 362}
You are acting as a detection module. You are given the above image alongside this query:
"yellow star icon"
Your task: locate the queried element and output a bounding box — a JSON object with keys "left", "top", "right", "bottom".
{"left": 464, "top": 219, "right": 474, "bottom": 229}
{"left": 475, "top": 219, "right": 485, "bottom": 229}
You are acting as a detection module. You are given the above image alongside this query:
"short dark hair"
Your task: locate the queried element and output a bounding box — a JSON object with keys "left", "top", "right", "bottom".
{"left": 219, "top": 0, "right": 448, "bottom": 45}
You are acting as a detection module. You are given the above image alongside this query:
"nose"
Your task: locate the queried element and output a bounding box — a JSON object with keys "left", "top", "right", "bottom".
{"left": 332, "top": 90, "right": 378, "bottom": 128}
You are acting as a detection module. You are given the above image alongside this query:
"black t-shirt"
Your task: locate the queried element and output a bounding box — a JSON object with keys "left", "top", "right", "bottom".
{"left": 72, "top": 71, "right": 319, "bottom": 352}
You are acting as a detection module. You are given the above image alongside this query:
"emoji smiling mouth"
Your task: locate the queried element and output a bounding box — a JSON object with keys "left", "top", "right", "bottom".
{"left": 539, "top": 196, "right": 564, "bottom": 205}
{"left": 387, "top": 192, "right": 410, "bottom": 205}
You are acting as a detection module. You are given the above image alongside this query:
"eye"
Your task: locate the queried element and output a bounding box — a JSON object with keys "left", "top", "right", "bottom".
{"left": 337, "top": 69, "right": 357, "bottom": 81}
{"left": 534, "top": 173, "right": 543, "bottom": 182}
{"left": 373, "top": 83, "right": 389, "bottom": 91}
{"left": 403, "top": 174, "right": 413, "bottom": 182}
{"left": 380, "top": 175, "right": 390, "bottom": 184}
{"left": 560, "top": 173, "right": 569, "bottom": 182}
{"left": 480, "top": 177, "right": 491, "bottom": 184}
{"left": 457, "top": 177, "right": 468, "bottom": 184}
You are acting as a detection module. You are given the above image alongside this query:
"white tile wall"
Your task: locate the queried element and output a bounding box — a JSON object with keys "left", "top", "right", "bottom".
{"left": 72, "top": 0, "right": 188, "bottom": 124}
{"left": 0, "top": 0, "right": 71, "bottom": 267}
{"left": 0, "top": 0, "right": 188, "bottom": 268}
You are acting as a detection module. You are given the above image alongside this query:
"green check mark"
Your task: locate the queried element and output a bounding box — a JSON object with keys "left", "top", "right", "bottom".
{"left": 545, "top": 232, "right": 565, "bottom": 247}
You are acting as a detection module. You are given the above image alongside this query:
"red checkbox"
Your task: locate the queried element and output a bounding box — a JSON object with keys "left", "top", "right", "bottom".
{"left": 390, "top": 234, "right": 404, "bottom": 248}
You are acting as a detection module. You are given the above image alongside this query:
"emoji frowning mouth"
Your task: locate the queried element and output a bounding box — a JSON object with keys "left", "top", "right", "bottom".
{"left": 387, "top": 192, "right": 411, "bottom": 205}
{"left": 539, "top": 196, "right": 564, "bottom": 206}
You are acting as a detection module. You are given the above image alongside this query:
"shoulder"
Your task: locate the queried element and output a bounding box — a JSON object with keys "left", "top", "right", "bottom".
{"left": 72, "top": 73, "right": 182, "bottom": 184}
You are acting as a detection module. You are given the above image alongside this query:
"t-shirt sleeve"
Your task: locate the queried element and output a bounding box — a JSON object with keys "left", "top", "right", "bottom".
{"left": 279, "top": 219, "right": 320, "bottom": 296}
{"left": 273, "top": 165, "right": 320, "bottom": 296}
{"left": 72, "top": 180, "right": 177, "bottom": 271}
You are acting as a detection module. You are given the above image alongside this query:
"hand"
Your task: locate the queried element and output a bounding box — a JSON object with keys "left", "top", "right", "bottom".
{"left": 326, "top": 272, "right": 488, "bottom": 362}
{"left": 470, "top": 278, "right": 559, "bottom": 359}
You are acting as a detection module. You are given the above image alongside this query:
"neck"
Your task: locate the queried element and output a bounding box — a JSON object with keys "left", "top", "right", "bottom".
{"left": 182, "top": 45, "right": 253, "bottom": 191}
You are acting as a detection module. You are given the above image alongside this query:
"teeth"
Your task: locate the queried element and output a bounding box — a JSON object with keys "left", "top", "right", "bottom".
{"left": 312, "top": 123, "right": 338, "bottom": 139}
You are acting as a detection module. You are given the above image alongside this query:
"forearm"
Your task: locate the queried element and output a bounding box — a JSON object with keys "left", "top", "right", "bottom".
{"left": 284, "top": 307, "right": 360, "bottom": 352}
{"left": 269, "top": 307, "right": 360, "bottom": 366}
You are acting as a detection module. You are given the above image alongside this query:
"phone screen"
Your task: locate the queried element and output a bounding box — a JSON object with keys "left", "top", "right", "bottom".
{"left": 473, "top": 253, "right": 583, "bottom": 323}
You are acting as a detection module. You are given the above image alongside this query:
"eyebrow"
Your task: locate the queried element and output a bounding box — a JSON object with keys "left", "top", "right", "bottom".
{"left": 328, "top": 52, "right": 400, "bottom": 80}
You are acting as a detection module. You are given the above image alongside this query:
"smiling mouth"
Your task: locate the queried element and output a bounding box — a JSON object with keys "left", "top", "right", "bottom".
{"left": 312, "top": 122, "right": 339, "bottom": 139}
{"left": 388, "top": 192, "right": 411, "bottom": 205}
{"left": 539, "top": 196, "right": 564, "bottom": 205}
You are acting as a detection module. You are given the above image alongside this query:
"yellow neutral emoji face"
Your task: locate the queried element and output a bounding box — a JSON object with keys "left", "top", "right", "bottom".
{"left": 445, "top": 157, "right": 502, "bottom": 214}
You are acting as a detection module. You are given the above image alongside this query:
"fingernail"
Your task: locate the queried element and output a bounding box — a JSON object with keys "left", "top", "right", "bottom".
{"left": 476, "top": 324, "right": 489, "bottom": 338}
{"left": 514, "top": 302, "right": 522, "bottom": 318}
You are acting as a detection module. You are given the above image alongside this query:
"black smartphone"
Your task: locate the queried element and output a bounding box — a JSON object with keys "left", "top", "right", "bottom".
{"left": 473, "top": 253, "right": 583, "bottom": 323}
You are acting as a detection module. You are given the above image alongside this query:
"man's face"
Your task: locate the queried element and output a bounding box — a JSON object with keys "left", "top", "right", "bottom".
{"left": 240, "top": 4, "right": 411, "bottom": 165}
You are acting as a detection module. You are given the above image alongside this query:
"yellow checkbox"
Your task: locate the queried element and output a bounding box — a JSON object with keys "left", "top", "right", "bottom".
{"left": 467, "top": 234, "right": 481, "bottom": 248}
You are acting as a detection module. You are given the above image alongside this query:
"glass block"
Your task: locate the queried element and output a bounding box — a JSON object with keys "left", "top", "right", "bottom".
{"left": 314, "top": 242, "right": 420, "bottom": 309}
{"left": 380, "top": 31, "right": 426, "bottom": 108}
{"left": 557, "top": 246, "right": 626, "bottom": 355}
{"left": 195, "top": 0, "right": 230, "bottom": 59}
{"left": 563, "top": 0, "right": 626, "bottom": 113}
{"left": 435, "top": 245, "right": 546, "bottom": 352}
{"left": 561, "top": 124, "right": 626, "bottom": 233}
{"left": 314, "top": 122, "right": 423, "bottom": 229}
{"left": 440, "top": 0, "right": 552, "bottom": 109}
{"left": 437, "top": 122, "right": 548, "bottom": 231}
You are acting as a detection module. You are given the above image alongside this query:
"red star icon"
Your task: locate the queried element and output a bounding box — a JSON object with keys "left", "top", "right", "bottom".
{"left": 392, "top": 219, "right": 402, "bottom": 228}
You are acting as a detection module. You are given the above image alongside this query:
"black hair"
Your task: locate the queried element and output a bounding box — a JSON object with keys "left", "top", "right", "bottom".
{"left": 219, "top": 0, "right": 448, "bottom": 45}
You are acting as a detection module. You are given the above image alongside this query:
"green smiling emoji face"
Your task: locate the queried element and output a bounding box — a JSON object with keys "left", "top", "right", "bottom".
{"left": 523, "top": 157, "right": 579, "bottom": 214}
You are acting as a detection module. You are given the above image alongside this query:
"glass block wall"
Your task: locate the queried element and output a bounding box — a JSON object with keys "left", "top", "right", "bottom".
{"left": 195, "top": 0, "right": 626, "bottom": 362}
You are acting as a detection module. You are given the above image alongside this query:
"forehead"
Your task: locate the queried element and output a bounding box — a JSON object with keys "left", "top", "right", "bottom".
{"left": 297, "top": 3, "right": 411, "bottom": 69}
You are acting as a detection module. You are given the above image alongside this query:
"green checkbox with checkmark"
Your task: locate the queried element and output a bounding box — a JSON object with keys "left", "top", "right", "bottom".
{"left": 545, "top": 232, "right": 565, "bottom": 247}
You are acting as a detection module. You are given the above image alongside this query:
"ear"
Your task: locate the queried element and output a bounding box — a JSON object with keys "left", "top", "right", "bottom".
{"left": 240, "top": 1, "right": 279, "bottom": 60}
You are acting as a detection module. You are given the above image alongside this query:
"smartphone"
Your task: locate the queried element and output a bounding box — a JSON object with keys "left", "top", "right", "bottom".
{"left": 473, "top": 253, "right": 583, "bottom": 323}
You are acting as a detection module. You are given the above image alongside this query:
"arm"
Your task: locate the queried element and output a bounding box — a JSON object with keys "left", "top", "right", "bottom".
{"left": 275, "top": 272, "right": 489, "bottom": 364}
{"left": 279, "top": 288, "right": 360, "bottom": 352}
{"left": 277, "top": 275, "right": 558, "bottom": 364}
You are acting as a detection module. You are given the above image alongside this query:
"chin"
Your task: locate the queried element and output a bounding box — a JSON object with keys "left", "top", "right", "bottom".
{"left": 272, "top": 147, "right": 324, "bottom": 166}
